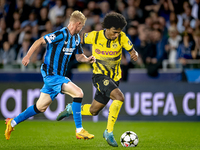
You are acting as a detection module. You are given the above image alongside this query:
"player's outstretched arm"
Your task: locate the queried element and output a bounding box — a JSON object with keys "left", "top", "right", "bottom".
{"left": 22, "top": 37, "right": 46, "bottom": 66}
{"left": 129, "top": 48, "right": 138, "bottom": 61}
{"left": 75, "top": 54, "right": 96, "bottom": 64}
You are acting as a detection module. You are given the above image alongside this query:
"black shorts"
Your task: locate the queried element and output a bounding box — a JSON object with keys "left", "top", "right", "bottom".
{"left": 92, "top": 74, "right": 119, "bottom": 105}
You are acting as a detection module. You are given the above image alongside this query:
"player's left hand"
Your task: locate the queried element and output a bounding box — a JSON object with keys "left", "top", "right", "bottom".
{"left": 22, "top": 55, "right": 30, "bottom": 66}
{"left": 88, "top": 55, "right": 96, "bottom": 63}
{"left": 130, "top": 50, "right": 138, "bottom": 61}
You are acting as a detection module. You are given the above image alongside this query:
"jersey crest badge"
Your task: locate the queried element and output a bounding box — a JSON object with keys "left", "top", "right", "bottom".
{"left": 103, "top": 80, "right": 109, "bottom": 86}
{"left": 112, "top": 43, "right": 118, "bottom": 48}
{"left": 75, "top": 40, "right": 79, "bottom": 46}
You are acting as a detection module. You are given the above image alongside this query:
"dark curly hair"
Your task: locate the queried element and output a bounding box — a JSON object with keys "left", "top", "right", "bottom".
{"left": 102, "top": 12, "right": 127, "bottom": 29}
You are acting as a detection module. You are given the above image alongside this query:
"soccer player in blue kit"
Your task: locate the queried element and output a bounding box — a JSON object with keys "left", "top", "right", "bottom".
{"left": 4, "top": 10, "right": 95, "bottom": 140}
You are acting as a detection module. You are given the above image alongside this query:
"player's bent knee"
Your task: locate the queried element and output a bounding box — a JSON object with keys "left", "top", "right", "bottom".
{"left": 91, "top": 112, "right": 99, "bottom": 116}
{"left": 90, "top": 109, "right": 99, "bottom": 116}
{"left": 111, "top": 89, "right": 125, "bottom": 101}
{"left": 119, "top": 92, "right": 125, "bottom": 101}
{"left": 115, "top": 94, "right": 124, "bottom": 102}
{"left": 119, "top": 97, "right": 124, "bottom": 102}
{"left": 75, "top": 89, "right": 84, "bottom": 98}
{"left": 36, "top": 104, "right": 48, "bottom": 113}
{"left": 37, "top": 107, "right": 47, "bottom": 113}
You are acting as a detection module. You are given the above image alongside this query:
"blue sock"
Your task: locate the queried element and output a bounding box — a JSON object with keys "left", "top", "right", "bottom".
{"left": 72, "top": 98, "right": 82, "bottom": 129}
{"left": 14, "top": 105, "right": 40, "bottom": 124}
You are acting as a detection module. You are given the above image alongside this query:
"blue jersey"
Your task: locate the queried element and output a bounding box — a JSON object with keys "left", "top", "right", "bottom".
{"left": 41, "top": 27, "right": 83, "bottom": 77}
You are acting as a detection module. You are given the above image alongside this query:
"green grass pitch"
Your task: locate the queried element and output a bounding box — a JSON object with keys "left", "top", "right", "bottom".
{"left": 0, "top": 120, "right": 200, "bottom": 150}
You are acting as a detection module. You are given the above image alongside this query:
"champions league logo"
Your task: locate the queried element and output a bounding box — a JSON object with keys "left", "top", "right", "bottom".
{"left": 85, "top": 33, "right": 88, "bottom": 38}
{"left": 49, "top": 34, "right": 56, "bottom": 40}
{"left": 128, "top": 40, "right": 133, "bottom": 46}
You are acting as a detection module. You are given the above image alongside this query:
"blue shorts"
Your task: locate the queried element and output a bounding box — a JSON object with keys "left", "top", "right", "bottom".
{"left": 40, "top": 73, "right": 71, "bottom": 100}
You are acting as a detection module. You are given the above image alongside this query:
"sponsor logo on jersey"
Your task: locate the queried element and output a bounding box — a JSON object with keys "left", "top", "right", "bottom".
{"left": 62, "top": 47, "right": 75, "bottom": 55}
{"left": 95, "top": 49, "right": 120, "bottom": 55}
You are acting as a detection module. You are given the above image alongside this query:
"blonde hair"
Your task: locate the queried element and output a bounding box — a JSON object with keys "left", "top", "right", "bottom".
{"left": 168, "top": 26, "right": 177, "bottom": 32}
{"left": 69, "top": 10, "right": 87, "bottom": 25}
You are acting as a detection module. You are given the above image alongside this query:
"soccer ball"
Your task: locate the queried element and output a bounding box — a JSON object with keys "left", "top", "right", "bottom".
{"left": 120, "top": 131, "right": 139, "bottom": 147}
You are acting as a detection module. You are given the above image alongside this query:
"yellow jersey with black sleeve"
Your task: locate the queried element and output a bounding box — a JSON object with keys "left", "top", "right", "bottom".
{"left": 83, "top": 30, "right": 133, "bottom": 82}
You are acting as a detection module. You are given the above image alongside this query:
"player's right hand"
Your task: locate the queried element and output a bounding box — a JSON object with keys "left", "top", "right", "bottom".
{"left": 22, "top": 55, "right": 30, "bottom": 66}
{"left": 88, "top": 55, "right": 96, "bottom": 63}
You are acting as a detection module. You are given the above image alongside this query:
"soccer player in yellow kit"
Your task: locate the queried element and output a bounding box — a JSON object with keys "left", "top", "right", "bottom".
{"left": 57, "top": 12, "right": 138, "bottom": 147}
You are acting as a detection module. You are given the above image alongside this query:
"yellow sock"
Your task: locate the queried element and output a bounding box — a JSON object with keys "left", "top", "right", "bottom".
{"left": 81, "top": 104, "right": 92, "bottom": 116}
{"left": 107, "top": 100, "right": 123, "bottom": 133}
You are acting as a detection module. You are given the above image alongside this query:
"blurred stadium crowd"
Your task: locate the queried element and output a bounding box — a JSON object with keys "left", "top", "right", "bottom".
{"left": 0, "top": 0, "right": 200, "bottom": 80}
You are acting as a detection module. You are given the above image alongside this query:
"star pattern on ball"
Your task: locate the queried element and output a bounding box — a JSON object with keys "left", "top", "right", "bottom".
{"left": 120, "top": 131, "right": 139, "bottom": 147}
